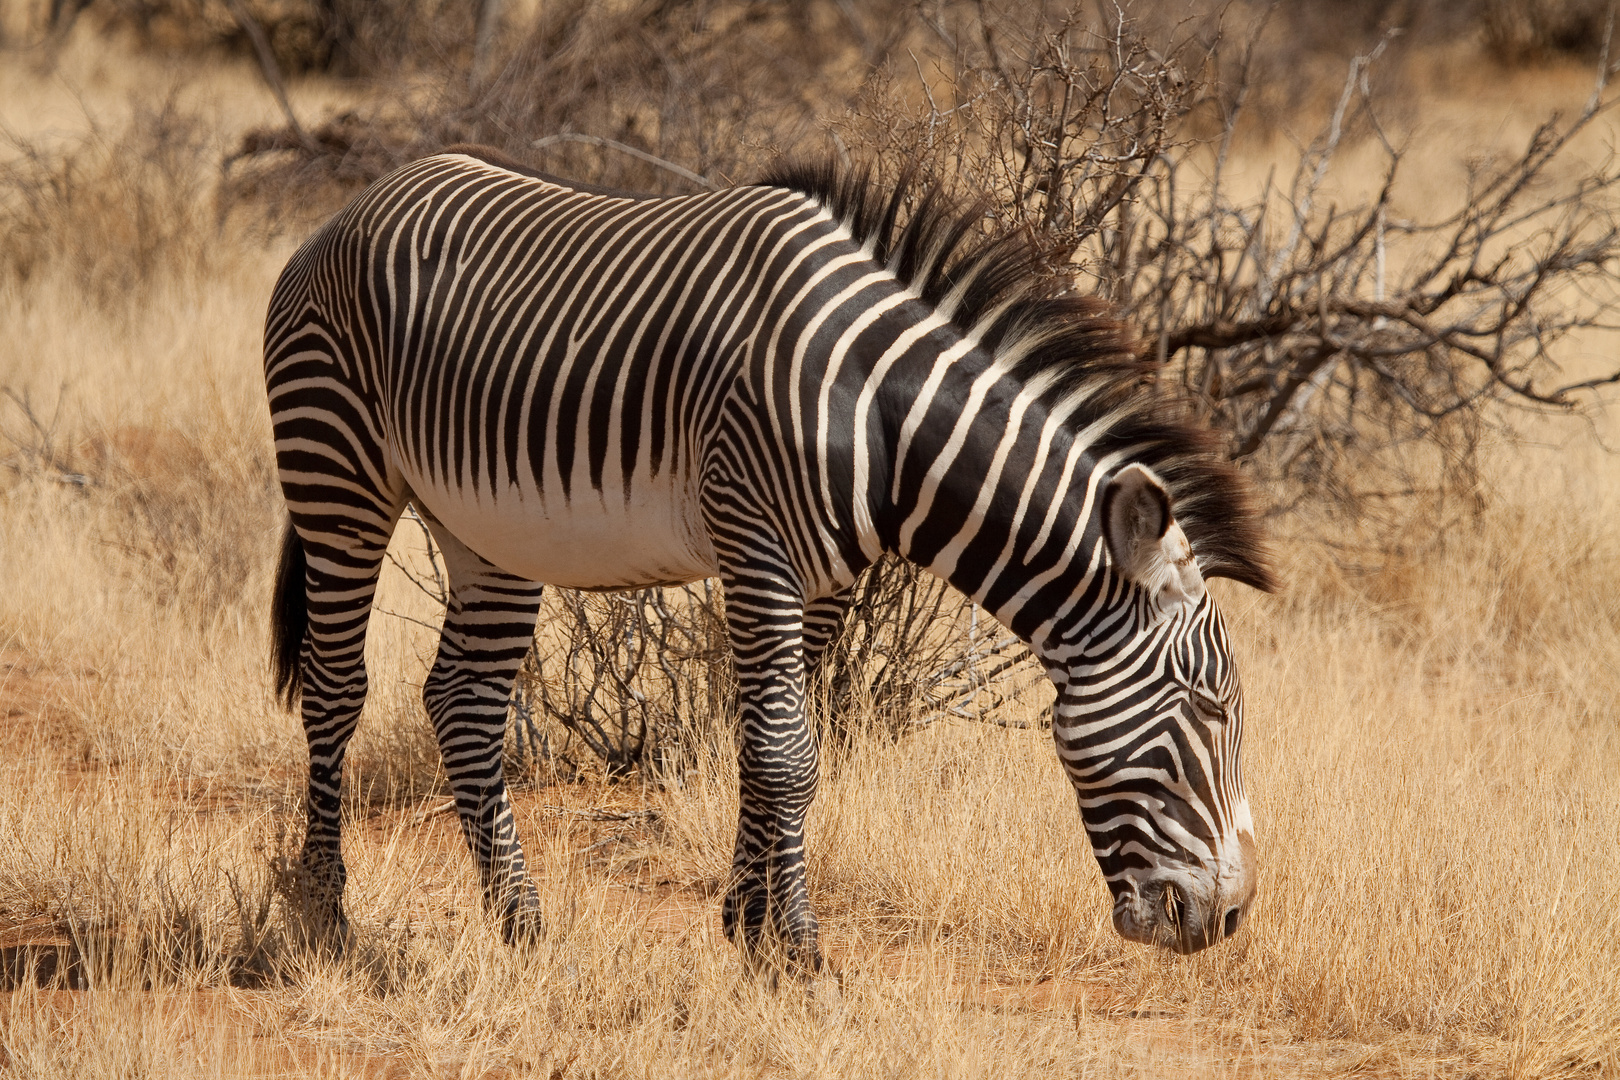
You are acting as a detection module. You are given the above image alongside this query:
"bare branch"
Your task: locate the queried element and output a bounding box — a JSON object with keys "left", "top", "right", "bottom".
{"left": 219, "top": 0, "right": 320, "bottom": 157}
{"left": 531, "top": 134, "right": 718, "bottom": 191}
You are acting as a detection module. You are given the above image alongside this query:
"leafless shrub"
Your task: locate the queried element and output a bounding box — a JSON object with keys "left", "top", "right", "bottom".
{"left": 0, "top": 98, "right": 218, "bottom": 303}
{"left": 226, "top": 0, "right": 916, "bottom": 207}
{"left": 841, "top": 6, "right": 1620, "bottom": 523}
{"left": 37, "top": 0, "right": 472, "bottom": 75}
{"left": 385, "top": 526, "right": 1040, "bottom": 779}
{"left": 815, "top": 557, "right": 1043, "bottom": 746}
{"left": 504, "top": 567, "right": 1042, "bottom": 777}
{"left": 849, "top": 3, "right": 1220, "bottom": 251}
{"left": 1483, "top": 0, "right": 1616, "bottom": 64}
{"left": 511, "top": 584, "right": 735, "bottom": 782}
{"left": 1133, "top": 53, "right": 1620, "bottom": 519}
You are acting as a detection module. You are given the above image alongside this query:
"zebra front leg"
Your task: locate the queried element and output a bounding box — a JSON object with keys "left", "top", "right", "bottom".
{"left": 718, "top": 566, "right": 823, "bottom": 976}
{"left": 421, "top": 525, "right": 546, "bottom": 944}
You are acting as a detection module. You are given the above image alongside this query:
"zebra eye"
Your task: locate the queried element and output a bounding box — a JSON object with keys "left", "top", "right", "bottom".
{"left": 1190, "top": 688, "right": 1225, "bottom": 721}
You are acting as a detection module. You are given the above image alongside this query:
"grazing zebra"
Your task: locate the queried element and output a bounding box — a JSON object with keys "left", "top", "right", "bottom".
{"left": 265, "top": 146, "right": 1274, "bottom": 971}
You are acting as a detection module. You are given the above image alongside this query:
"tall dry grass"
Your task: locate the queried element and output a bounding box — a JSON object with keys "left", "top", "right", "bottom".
{"left": 1, "top": 22, "right": 1617, "bottom": 1080}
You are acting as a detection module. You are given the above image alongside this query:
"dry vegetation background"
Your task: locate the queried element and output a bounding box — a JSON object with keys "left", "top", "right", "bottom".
{"left": 1, "top": 0, "right": 1619, "bottom": 1077}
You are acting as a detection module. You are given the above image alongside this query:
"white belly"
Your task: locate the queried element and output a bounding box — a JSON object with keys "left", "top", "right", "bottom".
{"left": 404, "top": 469, "right": 719, "bottom": 589}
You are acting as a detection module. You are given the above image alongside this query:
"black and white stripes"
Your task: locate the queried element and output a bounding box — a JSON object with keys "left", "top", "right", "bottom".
{"left": 265, "top": 147, "right": 1273, "bottom": 967}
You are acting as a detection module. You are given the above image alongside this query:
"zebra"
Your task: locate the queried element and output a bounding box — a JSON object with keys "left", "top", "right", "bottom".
{"left": 264, "top": 146, "right": 1275, "bottom": 972}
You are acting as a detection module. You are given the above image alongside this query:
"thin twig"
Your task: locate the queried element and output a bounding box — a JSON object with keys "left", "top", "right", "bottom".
{"left": 220, "top": 0, "right": 320, "bottom": 156}
{"left": 531, "top": 134, "right": 718, "bottom": 190}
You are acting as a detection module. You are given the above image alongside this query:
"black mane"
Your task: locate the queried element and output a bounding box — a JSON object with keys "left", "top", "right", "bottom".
{"left": 757, "top": 161, "right": 1276, "bottom": 593}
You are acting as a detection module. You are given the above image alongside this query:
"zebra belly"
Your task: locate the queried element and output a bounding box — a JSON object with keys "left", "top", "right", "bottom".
{"left": 406, "top": 475, "right": 720, "bottom": 590}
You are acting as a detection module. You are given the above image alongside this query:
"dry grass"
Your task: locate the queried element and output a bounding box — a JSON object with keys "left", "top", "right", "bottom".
{"left": 1, "top": 22, "right": 1618, "bottom": 1080}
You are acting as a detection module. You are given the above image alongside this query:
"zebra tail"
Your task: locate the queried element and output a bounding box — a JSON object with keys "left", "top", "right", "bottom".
{"left": 271, "top": 519, "right": 307, "bottom": 711}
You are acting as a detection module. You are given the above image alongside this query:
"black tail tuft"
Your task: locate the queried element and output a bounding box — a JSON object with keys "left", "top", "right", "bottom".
{"left": 271, "top": 519, "right": 308, "bottom": 711}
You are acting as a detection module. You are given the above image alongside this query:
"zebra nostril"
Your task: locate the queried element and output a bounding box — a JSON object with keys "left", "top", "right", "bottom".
{"left": 1162, "top": 883, "right": 1184, "bottom": 928}
{"left": 1223, "top": 905, "right": 1242, "bottom": 939}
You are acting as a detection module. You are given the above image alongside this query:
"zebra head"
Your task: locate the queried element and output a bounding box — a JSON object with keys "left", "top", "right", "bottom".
{"left": 1038, "top": 463, "right": 1256, "bottom": 954}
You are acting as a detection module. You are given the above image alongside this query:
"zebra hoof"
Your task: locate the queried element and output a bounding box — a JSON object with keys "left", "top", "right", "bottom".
{"left": 807, "top": 968, "right": 844, "bottom": 1013}
{"left": 737, "top": 936, "right": 824, "bottom": 987}
{"left": 289, "top": 905, "right": 352, "bottom": 958}
{"left": 501, "top": 904, "right": 546, "bottom": 950}
{"left": 276, "top": 860, "right": 352, "bottom": 956}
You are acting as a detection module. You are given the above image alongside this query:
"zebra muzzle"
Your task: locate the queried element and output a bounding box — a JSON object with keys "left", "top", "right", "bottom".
{"left": 1115, "top": 871, "right": 1251, "bottom": 955}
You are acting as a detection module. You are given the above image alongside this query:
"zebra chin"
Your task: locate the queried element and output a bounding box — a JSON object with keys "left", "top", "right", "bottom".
{"left": 1109, "top": 839, "right": 1258, "bottom": 954}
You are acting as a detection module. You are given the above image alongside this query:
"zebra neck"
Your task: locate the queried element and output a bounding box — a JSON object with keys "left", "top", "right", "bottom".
{"left": 880, "top": 350, "right": 1119, "bottom": 647}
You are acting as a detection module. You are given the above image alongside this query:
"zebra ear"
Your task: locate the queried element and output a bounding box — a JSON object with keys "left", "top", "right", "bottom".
{"left": 1102, "top": 464, "right": 1206, "bottom": 609}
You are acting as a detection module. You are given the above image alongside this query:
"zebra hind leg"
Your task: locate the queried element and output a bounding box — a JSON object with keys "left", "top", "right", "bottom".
{"left": 420, "top": 522, "right": 546, "bottom": 945}
{"left": 283, "top": 509, "right": 401, "bottom": 950}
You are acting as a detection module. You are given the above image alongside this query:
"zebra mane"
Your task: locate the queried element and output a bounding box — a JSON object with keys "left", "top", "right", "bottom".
{"left": 756, "top": 160, "right": 1276, "bottom": 592}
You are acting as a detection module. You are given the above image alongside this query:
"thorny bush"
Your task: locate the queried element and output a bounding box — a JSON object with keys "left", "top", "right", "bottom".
{"left": 842, "top": 8, "right": 1620, "bottom": 523}
{"left": 389, "top": 525, "right": 1040, "bottom": 781}
{"left": 0, "top": 99, "right": 219, "bottom": 304}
